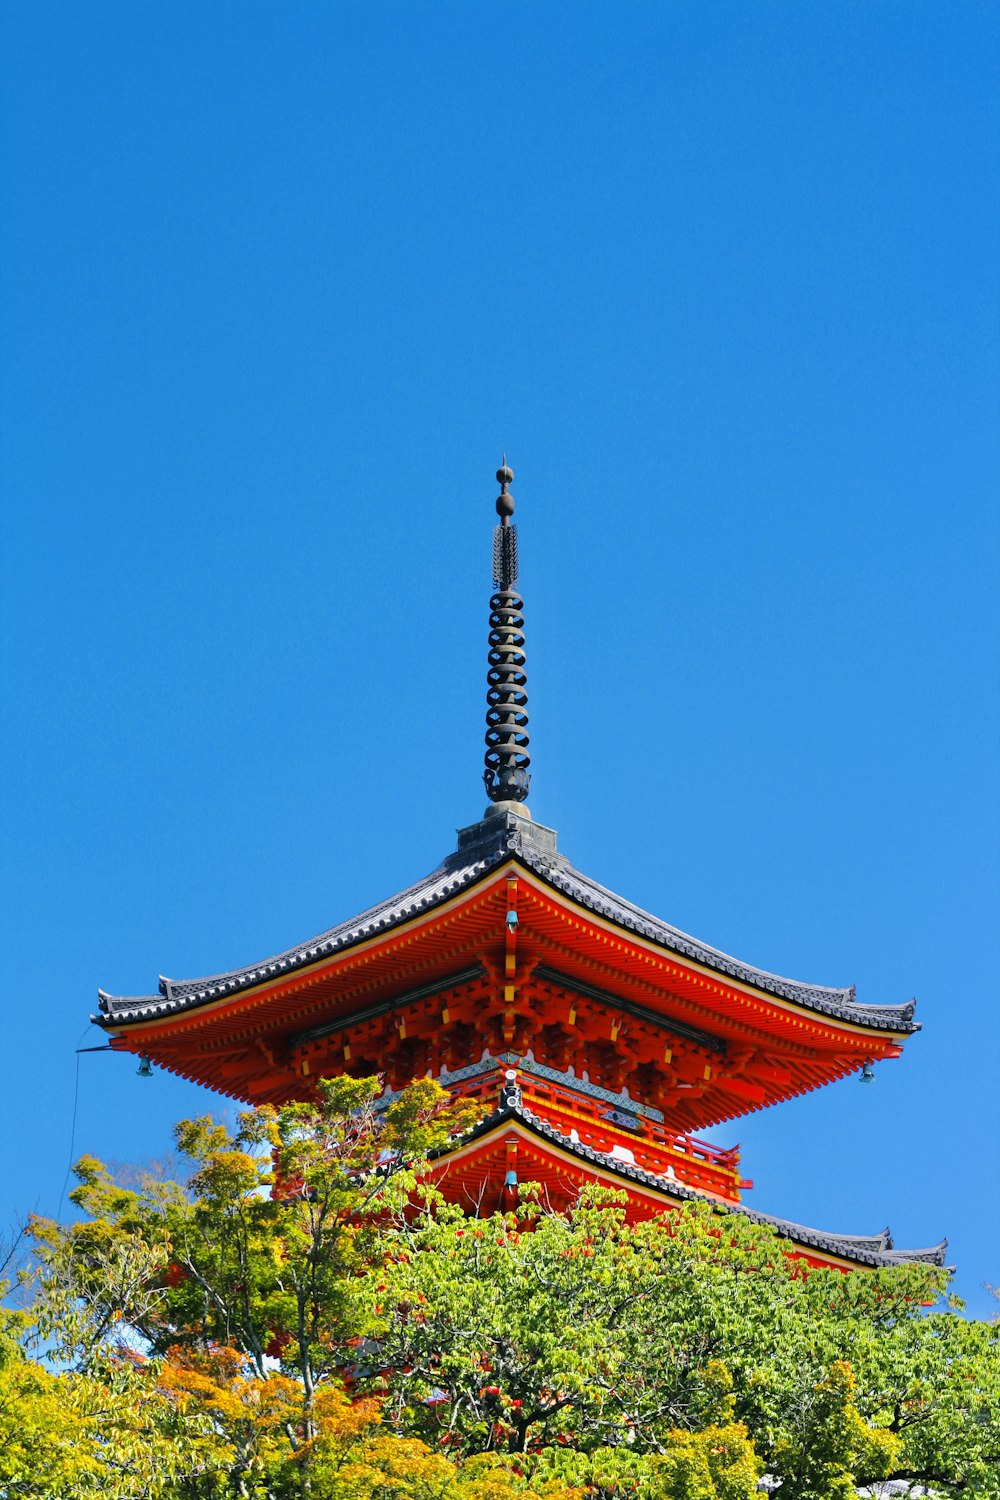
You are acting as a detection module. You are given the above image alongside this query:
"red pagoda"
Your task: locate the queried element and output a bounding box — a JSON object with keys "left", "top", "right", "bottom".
{"left": 95, "top": 461, "right": 945, "bottom": 1274}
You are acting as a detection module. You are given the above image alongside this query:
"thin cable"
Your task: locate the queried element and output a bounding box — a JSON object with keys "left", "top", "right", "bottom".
{"left": 57, "top": 1027, "right": 91, "bottom": 1220}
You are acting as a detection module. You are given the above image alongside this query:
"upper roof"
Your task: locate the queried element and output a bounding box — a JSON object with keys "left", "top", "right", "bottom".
{"left": 97, "top": 810, "right": 918, "bottom": 1035}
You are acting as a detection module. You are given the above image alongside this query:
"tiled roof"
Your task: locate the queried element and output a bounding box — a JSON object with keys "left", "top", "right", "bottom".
{"left": 97, "top": 854, "right": 501, "bottom": 1024}
{"left": 459, "top": 1097, "right": 948, "bottom": 1271}
{"left": 532, "top": 854, "right": 915, "bottom": 1030}
{"left": 96, "top": 811, "right": 918, "bottom": 1035}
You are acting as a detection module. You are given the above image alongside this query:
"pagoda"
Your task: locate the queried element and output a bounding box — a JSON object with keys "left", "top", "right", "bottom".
{"left": 95, "top": 461, "right": 945, "bottom": 1274}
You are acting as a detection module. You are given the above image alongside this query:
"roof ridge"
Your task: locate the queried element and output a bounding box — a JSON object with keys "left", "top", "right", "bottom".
{"left": 542, "top": 857, "right": 856, "bottom": 998}
{"left": 97, "top": 847, "right": 500, "bottom": 1019}
{"left": 516, "top": 850, "right": 918, "bottom": 1029}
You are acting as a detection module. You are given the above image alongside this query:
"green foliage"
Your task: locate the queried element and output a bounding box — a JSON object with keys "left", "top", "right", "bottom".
{"left": 5, "top": 1086, "right": 998, "bottom": 1499}
{"left": 768, "top": 1360, "right": 900, "bottom": 1500}
{"left": 16, "top": 1076, "right": 479, "bottom": 1496}
{"left": 372, "top": 1185, "right": 997, "bottom": 1496}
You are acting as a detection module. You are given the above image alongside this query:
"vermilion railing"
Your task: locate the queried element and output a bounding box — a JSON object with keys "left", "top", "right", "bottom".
{"left": 445, "top": 1071, "right": 745, "bottom": 1201}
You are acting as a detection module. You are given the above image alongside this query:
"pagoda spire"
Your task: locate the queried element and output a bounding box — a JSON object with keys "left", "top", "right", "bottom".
{"left": 483, "top": 457, "right": 531, "bottom": 809}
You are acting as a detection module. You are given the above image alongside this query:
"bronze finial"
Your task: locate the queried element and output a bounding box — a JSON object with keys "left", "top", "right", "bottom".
{"left": 495, "top": 457, "right": 515, "bottom": 526}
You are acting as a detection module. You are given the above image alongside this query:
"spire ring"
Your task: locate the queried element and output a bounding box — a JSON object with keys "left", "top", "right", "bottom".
{"left": 483, "top": 460, "right": 531, "bottom": 804}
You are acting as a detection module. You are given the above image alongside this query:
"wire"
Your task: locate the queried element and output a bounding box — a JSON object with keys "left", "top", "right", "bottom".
{"left": 57, "top": 1026, "right": 93, "bottom": 1220}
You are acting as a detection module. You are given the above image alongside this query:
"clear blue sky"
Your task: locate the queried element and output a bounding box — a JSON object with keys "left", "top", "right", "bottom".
{"left": 1, "top": 4, "right": 997, "bottom": 1315}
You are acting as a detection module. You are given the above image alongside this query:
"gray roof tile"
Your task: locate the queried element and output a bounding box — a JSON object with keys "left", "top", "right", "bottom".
{"left": 96, "top": 812, "right": 918, "bottom": 1035}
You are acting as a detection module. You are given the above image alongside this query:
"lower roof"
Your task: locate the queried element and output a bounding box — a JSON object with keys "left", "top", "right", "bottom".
{"left": 452, "top": 1092, "right": 948, "bottom": 1272}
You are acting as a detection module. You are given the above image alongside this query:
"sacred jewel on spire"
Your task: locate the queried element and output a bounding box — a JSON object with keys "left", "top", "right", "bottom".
{"left": 483, "top": 457, "right": 531, "bottom": 807}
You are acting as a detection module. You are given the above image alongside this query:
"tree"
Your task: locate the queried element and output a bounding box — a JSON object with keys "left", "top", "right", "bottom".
{"left": 10, "top": 1083, "right": 999, "bottom": 1499}
{"left": 20, "top": 1076, "right": 481, "bottom": 1496}
{"left": 373, "top": 1185, "right": 997, "bottom": 1497}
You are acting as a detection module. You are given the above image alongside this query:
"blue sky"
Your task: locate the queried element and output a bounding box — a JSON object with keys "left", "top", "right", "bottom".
{"left": 1, "top": 3, "right": 997, "bottom": 1315}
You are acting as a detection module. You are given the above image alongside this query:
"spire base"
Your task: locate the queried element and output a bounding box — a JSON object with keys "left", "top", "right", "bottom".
{"left": 453, "top": 807, "right": 559, "bottom": 865}
{"left": 483, "top": 799, "right": 533, "bottom": 822}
